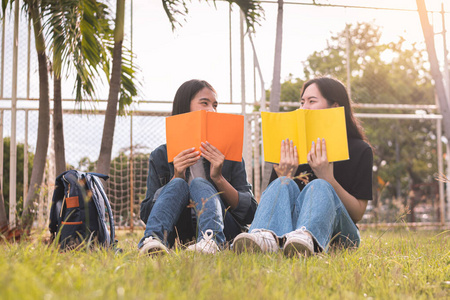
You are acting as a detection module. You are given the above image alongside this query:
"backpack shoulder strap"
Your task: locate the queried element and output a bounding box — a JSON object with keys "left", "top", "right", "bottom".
{"left": 49, "top": 170, "right": 70, "bottom": 234}
{"left": 86, "top": 173, "right": 115, "bottom": 247}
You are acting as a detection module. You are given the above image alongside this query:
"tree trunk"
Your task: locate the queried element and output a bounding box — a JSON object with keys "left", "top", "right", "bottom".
{"left": 96, "top": 0, "right": 124, "bottom": 176}
{"left": 262, "top": 0, "right": 284, "bottom": 190}
{"left": 22, "top": 2, "right": 50, "bottom": 229}
{"left": 53, "top": 75, "right": 66, "bottom": 176}
{"left": 52, "top": 1, "right": 66, "bottom": 177}
{"left": 416, "top": 0, "right": 450, "bottom": 139}
{"left": 269, "top": 0, "right": 283, "bottom": 113}
{"left": 0, "top": 192, "right": 7, "bottom": 231}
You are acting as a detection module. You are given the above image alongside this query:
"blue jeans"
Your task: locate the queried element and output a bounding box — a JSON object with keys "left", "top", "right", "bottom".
{"left": 139, "top": 178, "right": 238, "bottom": 248}
{"left": 250, "top": 177, "right": 360, "bottom": 252}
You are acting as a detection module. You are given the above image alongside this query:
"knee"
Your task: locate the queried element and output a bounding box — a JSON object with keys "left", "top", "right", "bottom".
{"left": 269, "top": 176, "right": 297, "bottom": 189}
{"left": 189, "top": 177, "right": 210, "bottom": 190}
{"left": 172, "top": 177, "right": 189, "bottom": 187}
{"left": 265, "top": 176, "right": 299, "bottom": 194}
{"left": 304, "top": 179, "right": 336, "bottom": 205}
{"left": 307, "top": 179, "right": 332, "bottom": 191}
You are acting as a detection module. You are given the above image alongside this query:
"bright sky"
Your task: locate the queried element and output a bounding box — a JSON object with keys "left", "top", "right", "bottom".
{"left": 132, "top": 0, "right": 448, "bottom": 112}
{"left": 1, "top": 0, "right": 448, "bottom": 165}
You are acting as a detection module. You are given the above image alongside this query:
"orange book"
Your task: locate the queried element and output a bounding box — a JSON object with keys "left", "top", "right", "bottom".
{"left": 166, "top": 110, "right": 244, "bottom": 162}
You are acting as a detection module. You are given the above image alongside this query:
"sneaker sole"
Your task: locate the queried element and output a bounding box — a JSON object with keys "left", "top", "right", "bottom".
{"left": 233, "top": 236, "right": 263, "bottom": 254}
{"left": 139, "top": 247, "right": 168, "bottom": 256}
{"left": 283, "top": 241, "right": 312, "bottom": 258}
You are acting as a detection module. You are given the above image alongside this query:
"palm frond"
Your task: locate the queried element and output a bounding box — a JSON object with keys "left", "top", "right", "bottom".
{"left": 161, "top": 0, "right": 264, "bottom": 32}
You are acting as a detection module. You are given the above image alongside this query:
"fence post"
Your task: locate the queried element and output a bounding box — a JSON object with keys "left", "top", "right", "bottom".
{"left": 9, "top": 0, "right": 20, "bottom": 228}
{"left": 130, "top": 114, "right": 134, "bottom": 231}
{"left": 437, "top": 119, "right": 445, "bottom": 224}
{"left": 24, "top": 110, "right": 28, "bottom": 204}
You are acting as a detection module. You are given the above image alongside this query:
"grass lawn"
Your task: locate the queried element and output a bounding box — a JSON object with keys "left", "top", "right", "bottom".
{"left": 0, "top": 229, "right": 449, "bottom": 299}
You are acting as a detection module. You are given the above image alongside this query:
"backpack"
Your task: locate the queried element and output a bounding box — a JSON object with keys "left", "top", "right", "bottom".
{"left": 49, "top": 170, "right": 116, "bottom": 249}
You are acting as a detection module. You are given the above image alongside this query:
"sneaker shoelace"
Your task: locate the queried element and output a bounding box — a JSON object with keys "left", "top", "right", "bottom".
{"left": 143, "top": 236, "right": 154, "bottom": 245}
{"left": 196, "top": 229, "right": 218, "bottom": 251}
{"left": 199, "top": 229, "right": 213, "bottom": 245}
{"left": 251, "top": 229, "right": 277, "bottom": 250}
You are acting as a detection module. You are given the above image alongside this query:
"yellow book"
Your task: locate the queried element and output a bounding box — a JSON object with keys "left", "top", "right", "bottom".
{"left": 261, "top": 107, "right": 349, "bottom": 164}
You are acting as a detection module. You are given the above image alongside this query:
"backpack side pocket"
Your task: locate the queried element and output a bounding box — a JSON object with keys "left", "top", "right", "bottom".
{"left": 59, "top": 196, "right": 84, "bottom": 248}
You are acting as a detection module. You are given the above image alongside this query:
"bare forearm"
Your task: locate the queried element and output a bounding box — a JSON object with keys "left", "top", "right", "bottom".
{"left": 211, "top": 175, "right": 239, "bottom": 209}
{"left": 328, "top": 178, "right": 368, "bottom": 223}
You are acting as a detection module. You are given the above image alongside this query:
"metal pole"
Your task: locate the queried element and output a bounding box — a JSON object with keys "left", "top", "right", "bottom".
{"left": 27, "top": 18, "right": 31, "bottom": 99}
{"left": 447, "top": 143, "right": 450, "bottom": 222}
{"left": 240, "top": 10, "right": 252, "bottom": 183}
{"left": 441, "top": 3, "right": 450, "bottom": 223}
{"left": 229, "top": 3, "right": 233, "bottom": 103}
{"left": 346, "top": 24, "right": 352, "bottom": 99}
{"left": 437, "top": 119, "right": 444, "bottom": 224}
{"left": 129, "top": 115, "right": 134, "bottom": 231}
{"left": 442, "top": 3, "right": 450, "bottom": 104}
{"left": 254, "top": 114, "right": 261, "bottom": 201}
{"left": 24, "top": 110, "right": 29, "bottom": 205}
{"left": 1, "top": 18, "right": 5, "bottom": 98}
{"left": 0, "top": 110, "right": 4, "bottom": 211}
{"left": 247, "top": 32, "right": 266, "bottom": 185}
{"left": 9, "top": 0, "right": 20, "bottom": 228}
{"left": 240, "top": 10, "right": 245, "bottom": 115}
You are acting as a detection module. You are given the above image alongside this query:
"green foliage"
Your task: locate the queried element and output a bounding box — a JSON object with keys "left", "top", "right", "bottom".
{"left": 2, "top": 137, "right": 34, "bottom": 220}
{"left": 40, "top": 0, "right": 140, "bottom": 110}
{"left": 265, "top": 75, "right": 304, "bottom": 112}
{"left": 0, "top": 229, "right": 448, "bottom": 299}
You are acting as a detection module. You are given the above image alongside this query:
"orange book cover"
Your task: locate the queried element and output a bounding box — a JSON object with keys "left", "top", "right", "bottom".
{"left": 166, "top": 111, "right": 244, "bottom": 162}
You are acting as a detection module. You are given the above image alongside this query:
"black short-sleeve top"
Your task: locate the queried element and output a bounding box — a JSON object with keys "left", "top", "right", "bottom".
{"left": 269, "top": 138, "right": 373, "bottom": 200}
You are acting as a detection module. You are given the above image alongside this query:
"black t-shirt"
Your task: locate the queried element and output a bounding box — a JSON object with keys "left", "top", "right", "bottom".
{"left": 269, "top": 138, "right": 373, "bottom": 200}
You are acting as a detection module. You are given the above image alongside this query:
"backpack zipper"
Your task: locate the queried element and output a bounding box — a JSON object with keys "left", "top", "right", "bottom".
{"left": 60, "top": 175, "right": 71, "bottom": 218}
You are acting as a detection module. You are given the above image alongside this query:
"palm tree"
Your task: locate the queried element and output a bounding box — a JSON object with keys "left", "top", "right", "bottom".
{"left": 95, "top": 0, "right": 263, "bottom": 176}
{"left": 20, "top": 0, "right": 51, "bottom": 230}
{"left": 96, "top": 0, "right": 125, "bottom": 176}
{"left": 269, "top": 0, "right": 283, "bottom": 113}
{"left": 42, "top": 0, "right": 116, "bottom": 176}
{"left": 1, "top": 0, "right": 137, "bottom": 231}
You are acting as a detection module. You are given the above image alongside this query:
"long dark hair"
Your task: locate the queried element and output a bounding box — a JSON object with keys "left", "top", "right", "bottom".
{"left": 300, "top": 77, "right": 368, "bottom": 142}
{"left": 171, "top": 79, "right": 216, "bottom": 116}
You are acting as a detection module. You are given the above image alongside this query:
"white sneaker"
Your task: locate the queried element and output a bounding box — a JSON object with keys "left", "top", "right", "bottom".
{"left": 186, "top": 229, "right": 220, "bottom": 254}
{"left": 283, "top": 226, "right": 314, "bottom": 257}
{"left": 232, "top": 229, "right": 279, "bottom": 253}
{"left": 139, "top": 236, "right": 169, "bottom": 256}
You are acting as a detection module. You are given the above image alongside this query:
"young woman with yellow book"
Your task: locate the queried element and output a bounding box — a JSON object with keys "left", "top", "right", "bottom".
{"left": 233, "top": 77, "right": 373, "bottom": 256}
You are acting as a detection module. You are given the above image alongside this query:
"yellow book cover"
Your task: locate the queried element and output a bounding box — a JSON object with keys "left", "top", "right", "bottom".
{"left": 261, "top": 107, "right": 349, "bottom": 164}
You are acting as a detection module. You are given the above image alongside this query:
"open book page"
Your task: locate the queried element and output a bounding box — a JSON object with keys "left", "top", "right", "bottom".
{"left": 303, "top": 107, "right": 348, "bottom": 164}
{"left": 206, "top": 112, "right": 244, "bottom": 162}
{"left": 166, "top": 110, "right": 203, "bottom": 162}
{"left": 261, "top": 110, "right": 304, "bottom": 164}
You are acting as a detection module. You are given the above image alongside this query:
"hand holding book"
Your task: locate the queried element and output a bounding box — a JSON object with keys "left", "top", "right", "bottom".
{"left": 308, "top": 138, "right": 335, "bottom": 182}
{"left": 273, "top": 138, "right": 299, "bottom": 178}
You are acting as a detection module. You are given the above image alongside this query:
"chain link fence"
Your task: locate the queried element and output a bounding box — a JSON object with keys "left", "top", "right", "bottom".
{"left": 1, "top": 1, "right": 450, "bottom": 230}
